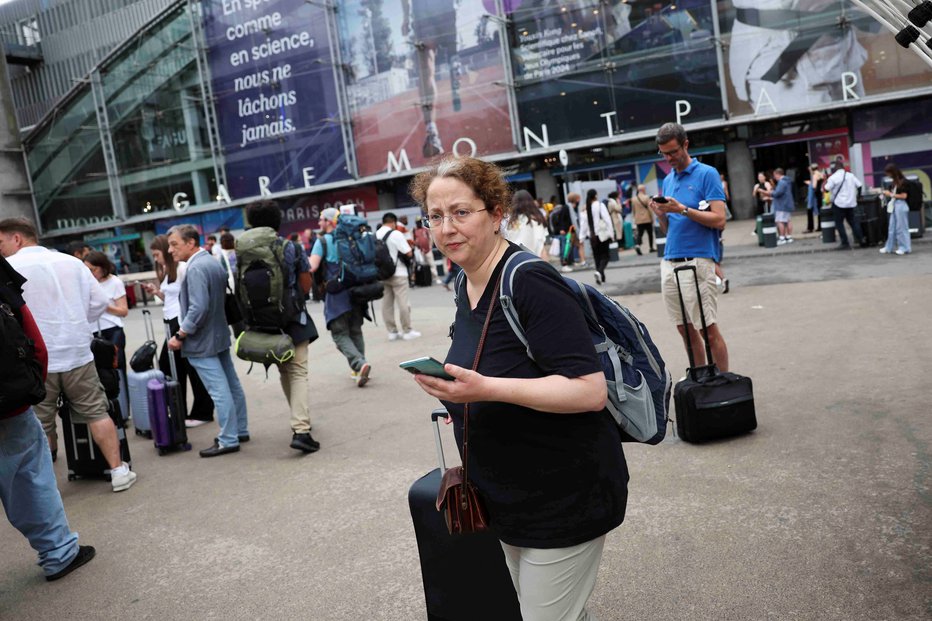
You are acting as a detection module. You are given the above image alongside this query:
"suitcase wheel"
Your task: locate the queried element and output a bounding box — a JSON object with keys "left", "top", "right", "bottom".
{"left": 181, "top": 443, "right": 192, "bottom": 452}
{"left": 135, "top": 429, "right": 152, "bottom": 439}
{"left": 158, "top": 448, "right": 169, "bottom": 456}
{"left": 68, "top": 474, "right": 75, "bottom": 481}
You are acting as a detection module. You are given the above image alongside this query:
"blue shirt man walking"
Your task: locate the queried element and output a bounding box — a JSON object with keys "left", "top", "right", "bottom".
{"left": 649, "top": 122, "right": 731, "bottom": 373}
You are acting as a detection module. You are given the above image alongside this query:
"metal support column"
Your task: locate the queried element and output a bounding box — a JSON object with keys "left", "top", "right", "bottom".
{"left": 321, "top": 0, "right": 359, "bottom": 179}
{"left": 89, "top": 68, "right": 127, "bottom": 220}
{"left": 187, "top": 0, "right": 228, "bottom": 197}
{"left": 493, "top": 0, "right": 522, "bottom": 153}
{"left": 710, "top": 0, "right": 731, "bottom": 121}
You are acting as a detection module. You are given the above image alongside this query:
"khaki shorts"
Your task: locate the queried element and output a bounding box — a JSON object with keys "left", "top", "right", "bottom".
{"left": 33, "top": 360, "right": 110, "bottom": 443}
{"left": 661, "top": 258, "right": 719, "bottom": 327}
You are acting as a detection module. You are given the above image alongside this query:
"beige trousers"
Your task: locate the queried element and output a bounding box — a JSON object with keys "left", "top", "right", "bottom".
{"left": 381, "top": 275, "right": 411, "bottom": 334}
{"left": 501, "top": 535, "right": 605, "bottom": 621}
{"left": 278, "top": 339, "right": 311, "bottom": 433}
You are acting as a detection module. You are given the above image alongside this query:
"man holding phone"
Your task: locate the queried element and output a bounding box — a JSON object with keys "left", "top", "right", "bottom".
{"left": 650, "top": 123, "right": 730, "bottom": 373}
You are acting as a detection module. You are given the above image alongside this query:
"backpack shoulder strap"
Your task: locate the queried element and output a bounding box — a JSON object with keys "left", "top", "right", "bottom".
{"left": 498, "top": 250, "right": 547, "bottom": 361}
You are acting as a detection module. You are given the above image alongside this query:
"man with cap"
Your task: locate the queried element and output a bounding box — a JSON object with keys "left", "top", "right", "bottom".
{"left": 309, "top": 208, "right": 372, "bottom": 387}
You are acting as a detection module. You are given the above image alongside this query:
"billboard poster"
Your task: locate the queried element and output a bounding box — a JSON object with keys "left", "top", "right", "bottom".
{"left": 717, "top": 1, "right": 932, "bottom": 118}
{"left": 507, "top": 0, "right": 724, "bottom": 146}
{"left": 336, "top": 0, "right": 514, "bottom": 177}
{"left": 202, "top": 0, "right": 350, "bottom": 199}
{"left": 154, "top": 206, "right": 245, "bottom": 236}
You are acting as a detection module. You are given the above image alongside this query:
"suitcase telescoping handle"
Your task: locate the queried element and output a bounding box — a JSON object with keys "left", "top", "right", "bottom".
{"left": 431, "top": 408, "right": 450, "bottom": 471}
{"left": 142, "top": 309, "right": 155, "bottom": 343}
{"left": 673, "top": 264, "right": 716, "bottom": 381}
{"left": 164, "top": 321, "right": 179, "bottom": 383}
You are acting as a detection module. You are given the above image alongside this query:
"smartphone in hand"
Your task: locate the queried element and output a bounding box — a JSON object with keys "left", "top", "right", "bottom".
{"left": 652, "top": 195, "right": 669, "bottom": 204}
{"left": 400, "top": 357, "right": 455, "bottom": 381}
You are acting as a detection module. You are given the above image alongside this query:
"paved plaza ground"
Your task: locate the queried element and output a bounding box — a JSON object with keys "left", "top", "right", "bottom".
{"left": 2, "top": 215, "right": 930, "bottom": 620}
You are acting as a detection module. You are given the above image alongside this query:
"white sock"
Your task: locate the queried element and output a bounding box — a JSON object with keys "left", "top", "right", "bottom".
{"left": 111, "top": 463, "right": 129, "bottom": 477}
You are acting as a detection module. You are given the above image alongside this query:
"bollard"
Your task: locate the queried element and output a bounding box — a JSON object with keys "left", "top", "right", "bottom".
{"left": 654, "top": 221, "right": 665, "bottom": 258}
{"left": 761, "top": 212, "right": 777, "bottom": 248}
{"left": 755, "top": 215, "right": 764, "bottom": 247}
{"left": 820, "top": 205, "right": 836, "bottom": 243}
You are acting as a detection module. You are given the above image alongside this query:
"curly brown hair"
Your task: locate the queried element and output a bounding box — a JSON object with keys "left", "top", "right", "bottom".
{"left": 409, "top": 156, "right": 513, "bottom": 218}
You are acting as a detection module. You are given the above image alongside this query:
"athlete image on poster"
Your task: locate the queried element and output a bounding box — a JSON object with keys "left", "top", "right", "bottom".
{"left": 507, "top": 0, "right": 723, "bottom": 145}
{"left": 337, "top": 0, "right": 514, "bottom": 176}
{"left": 719, "top": 0, "right": 932, "bottom": 117}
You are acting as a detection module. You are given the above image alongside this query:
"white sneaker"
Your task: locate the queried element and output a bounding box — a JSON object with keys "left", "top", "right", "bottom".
{"left": 111, "top": 464, "right": 137, "bottom": 492}
{"left": 402, "top": 330, "right": 422, "bottom": 341}
{"left": 879, "top": 248, "right": 889, "bottom": 254}
{"left": 560, "top": 265, "right": 573, "bottom": 273}
{"left": 786, "top": 237, "right": 795, "bottom": 243}
{"left": 895, "top": 249, "right": 907, "bottom": 256}
{"left": 777, "top": 237, "right": 787, "bottom": 246}
{"left": 185, "top": 419, "right": 209, "bottom": 428}
{"left": 387, "top": 332, "right": 400, "bottom": 341}
{"left": 350, "top": 370, "right": 359, "bottom": 381}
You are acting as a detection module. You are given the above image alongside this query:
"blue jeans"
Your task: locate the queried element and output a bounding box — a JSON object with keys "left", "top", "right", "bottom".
{"left": 884, "top": 200, "right": 911, "bottom": 253}
{"left": 0, "top": 411, "right": 79, "bottom": 576}
{"left": 187, "top": 350, "right": 248, "bottom": 448}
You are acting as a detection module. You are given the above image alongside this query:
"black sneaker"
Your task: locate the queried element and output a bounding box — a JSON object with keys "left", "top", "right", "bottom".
{"left": 47, "top": 545, "right": 95, "bottom": 582}
{"left": 635, "top": 247, "right": 642, "bottom": 256}
{"left": 290, "top": 432, "right": 320, "bottom": 454}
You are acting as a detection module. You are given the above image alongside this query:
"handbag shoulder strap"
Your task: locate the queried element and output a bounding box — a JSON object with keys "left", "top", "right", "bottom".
{"left": 462, "top": 269, "right": 504, "bottom": 491}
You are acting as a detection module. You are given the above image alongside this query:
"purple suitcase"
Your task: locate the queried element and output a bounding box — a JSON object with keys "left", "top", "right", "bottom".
{"left": 145, "top": 323, "right": 191, "bottom": 455}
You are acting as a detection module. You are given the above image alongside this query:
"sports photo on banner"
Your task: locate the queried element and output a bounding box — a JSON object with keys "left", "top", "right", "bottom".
{"left": 336, "top": 0, "right": 515, "bottom": 176}
{"left": 507, "top": 0, "right": 724, "bottom": 145}
{"left": 717, "top": 0, "right": 932, "bottom": 118}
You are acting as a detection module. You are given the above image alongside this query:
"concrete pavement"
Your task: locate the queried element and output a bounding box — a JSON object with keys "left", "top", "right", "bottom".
{"left": 1, "top": 240, "right": 930, "bottom": 620}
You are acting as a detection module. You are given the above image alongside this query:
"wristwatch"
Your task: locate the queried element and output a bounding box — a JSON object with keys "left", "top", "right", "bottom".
{"left": 174, "top": 331, "right": 186, "bottom": 341}
{"left": 682, "top": 205, "right": 690, "bottom": 215}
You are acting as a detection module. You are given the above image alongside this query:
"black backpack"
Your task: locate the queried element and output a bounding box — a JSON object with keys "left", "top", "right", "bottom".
{"left": 0, "top": 275, "right": 46, "bottom": 415}
{"left": 905, "top": 179, "right": 924, "bottom": 212}
{"left": 374, "top": 229, "right": 398, "bottom": 281}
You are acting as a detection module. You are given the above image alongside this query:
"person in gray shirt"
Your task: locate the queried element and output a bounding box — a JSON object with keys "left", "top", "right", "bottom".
{"left": 167, "top": 224, "right": 248, "bottom": 457}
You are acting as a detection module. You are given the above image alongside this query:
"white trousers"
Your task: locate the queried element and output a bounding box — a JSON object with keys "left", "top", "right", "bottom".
{"left": 501, "top": 535, "right": 606, "bottom": 621}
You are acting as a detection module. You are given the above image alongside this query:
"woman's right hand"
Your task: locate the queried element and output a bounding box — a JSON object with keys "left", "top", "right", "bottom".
{"left": 142, "top": 282, "right": 158, "bottom": 295}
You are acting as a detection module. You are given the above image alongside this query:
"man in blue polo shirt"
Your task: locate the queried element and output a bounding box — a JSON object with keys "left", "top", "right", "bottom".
{"left": 650, "top": 123, "right": 730, "bottom": 372}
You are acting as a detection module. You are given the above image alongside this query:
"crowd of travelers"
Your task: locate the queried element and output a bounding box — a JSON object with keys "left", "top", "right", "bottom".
{"left": 0, "top": 120, "right": 922, "bottom": 619}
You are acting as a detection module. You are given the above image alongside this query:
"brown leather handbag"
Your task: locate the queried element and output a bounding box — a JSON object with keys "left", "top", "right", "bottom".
{"left": 435, "top": 272, "right": 501, "bottom": 535}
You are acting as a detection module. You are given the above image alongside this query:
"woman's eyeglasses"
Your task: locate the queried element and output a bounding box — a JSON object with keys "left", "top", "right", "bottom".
{"left": 424, "top": 208, "right": 488, "bottom": 228}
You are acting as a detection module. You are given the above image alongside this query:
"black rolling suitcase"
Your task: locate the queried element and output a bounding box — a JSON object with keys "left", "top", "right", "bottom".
{"left": 59, "top": 396, "right": 132, "bottom": 481}
{"left": 672, "top": 265, "right": 757, "bottom": 443}
{"left": 408, "top": 408, "right": 522, "bottom": 621}
{"left": 415, "top": 264, "right": 433, "bottom": 287}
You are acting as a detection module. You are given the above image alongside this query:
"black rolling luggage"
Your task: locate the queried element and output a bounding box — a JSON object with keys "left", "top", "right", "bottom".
{"left": 59, "top": 396, "right": 132, "bottom": 481}
{"left": 415, "top": 264, "right": 433, "bottom": 287}
{"left": 408, "top": 408, "right": 522, "bottom": 621}
{"left": 672, "top": 265, "right": 757, "bottom": 443}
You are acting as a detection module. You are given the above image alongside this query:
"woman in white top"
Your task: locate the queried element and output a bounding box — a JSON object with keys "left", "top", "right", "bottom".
{"left": 504, "top": 190, "right": 548, "bottom": 258}
{"left": 84, "top": 250, "right": 129, "bottom": 416}
{"left": 578, "top": 189, "right": 613, "bottom": 285}
{"left": 142, "top": 235, "right": 214, "bottom": 424}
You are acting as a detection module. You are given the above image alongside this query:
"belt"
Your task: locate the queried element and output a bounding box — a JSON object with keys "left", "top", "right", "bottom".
{"left": 668, "top": 257, "right": 697, "bottom": 263}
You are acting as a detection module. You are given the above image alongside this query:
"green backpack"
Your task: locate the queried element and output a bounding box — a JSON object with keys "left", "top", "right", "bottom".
{"left": 235, "top": 227, "right": 298, "bottom": 331}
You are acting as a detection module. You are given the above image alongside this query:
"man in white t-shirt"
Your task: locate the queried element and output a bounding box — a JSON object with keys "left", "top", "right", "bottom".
{"left": 823, "top": 161, "right": 865, "bottom": 250}
{"left": 376, "top": 213, "right": 421, "bottom": 341}
{"left": 0, "top": 218, "right": 136, "bottom": 493}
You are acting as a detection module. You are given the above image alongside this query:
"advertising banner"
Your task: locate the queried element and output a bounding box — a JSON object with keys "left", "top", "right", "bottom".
{"left": 507, "top": 0, "right": 724, "bottom": 146}
{"left": 718, "top": 1, "right": 932, "bottom": 118}
{"left": 154, "top": 206, "right": 245, "bottom": 236}
{"left": 278, "top": 185, "right": 380, "bottom": 236}
{"left": 336, "top": 0, "right": 514, "bottom": 177}
{"left": 202, "top": 0, "right": 350, "bottom": 199}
